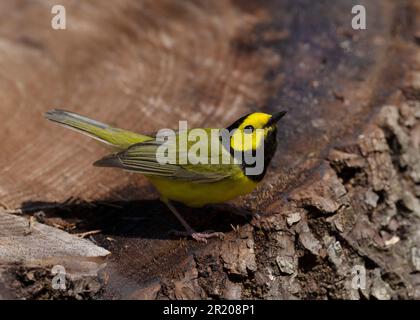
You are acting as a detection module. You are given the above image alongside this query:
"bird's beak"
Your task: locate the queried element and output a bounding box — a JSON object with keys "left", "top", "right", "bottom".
{"left": 266, "top": 111, "right": 287, "bottom": 127}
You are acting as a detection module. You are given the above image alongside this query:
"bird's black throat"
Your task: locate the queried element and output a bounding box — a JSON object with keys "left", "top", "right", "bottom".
{"left": 224, "top": 127, "right": 278, "bottom": 182}
{"left": 244, "top": 128, "right": 278, "bottom": 182}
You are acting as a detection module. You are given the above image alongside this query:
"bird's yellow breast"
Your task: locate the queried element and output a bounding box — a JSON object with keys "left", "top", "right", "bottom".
{"left": 148, "top": 174, "right": 258, "bottom": 208}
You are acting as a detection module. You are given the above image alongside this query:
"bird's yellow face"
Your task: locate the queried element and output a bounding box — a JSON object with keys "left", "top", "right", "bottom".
{"left": 228, "top": 112, "right": 285, "bottom": 152}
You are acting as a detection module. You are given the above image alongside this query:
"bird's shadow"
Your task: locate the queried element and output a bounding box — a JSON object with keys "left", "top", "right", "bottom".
{"left": 19, "top": 196, "right": 253, "bottom": 241}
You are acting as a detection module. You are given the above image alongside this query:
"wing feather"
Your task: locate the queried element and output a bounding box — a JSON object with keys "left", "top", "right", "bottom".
{"left": 94, "top": 132, "right": 234, "bottom": 183}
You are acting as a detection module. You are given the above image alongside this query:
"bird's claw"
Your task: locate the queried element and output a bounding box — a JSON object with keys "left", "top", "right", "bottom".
{"left": 169, "top": 229, "right": 224, "bottom": 243}
{"left": 191, "top": 231, "right": 224, "bottom": 243}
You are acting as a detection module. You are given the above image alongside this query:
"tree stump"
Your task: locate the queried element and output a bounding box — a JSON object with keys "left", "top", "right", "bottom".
{"left": 1, "top": 0, "right": 420, "bottom": 299}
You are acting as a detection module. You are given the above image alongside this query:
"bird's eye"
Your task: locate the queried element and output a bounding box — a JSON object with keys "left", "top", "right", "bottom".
{"left": 243, "top": 125, "right": 254, "bottom": 132}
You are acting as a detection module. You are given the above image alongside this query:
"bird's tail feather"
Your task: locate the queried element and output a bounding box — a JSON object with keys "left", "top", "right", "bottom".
{"left": 44, "top": 109, "right": 151, "bottom": 150}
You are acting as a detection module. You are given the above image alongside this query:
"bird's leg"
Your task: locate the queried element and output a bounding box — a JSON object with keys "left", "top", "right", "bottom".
{"left": 163, "top": 199, "right": 223, "bottom": 243}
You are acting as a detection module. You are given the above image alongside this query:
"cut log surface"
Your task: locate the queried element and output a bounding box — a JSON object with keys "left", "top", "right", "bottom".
{"left": 0, "top": 0, "right": 393, "bottom": 207}
{"left": 0, "top": 0, "right": 275, "bottom": 206}
{"left": 0, "top": 0, "right": 420, "bottom": 299}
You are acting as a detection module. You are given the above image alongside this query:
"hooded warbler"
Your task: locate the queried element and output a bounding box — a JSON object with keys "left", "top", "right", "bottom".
{"left": 45, "top": 109, "right": 286, "bottom": 241}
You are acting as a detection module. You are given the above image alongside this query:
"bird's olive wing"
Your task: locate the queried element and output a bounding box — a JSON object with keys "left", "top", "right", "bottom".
{"left": 94, "top": 138, "right": 234, "bottom": 183}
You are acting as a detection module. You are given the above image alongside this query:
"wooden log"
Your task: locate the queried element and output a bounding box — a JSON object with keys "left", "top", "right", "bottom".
{"left": 0, "top": 0, "right": 420, "bottom": 299}
{"left": 0, "top": 212, "right": 109, "bottom": 264}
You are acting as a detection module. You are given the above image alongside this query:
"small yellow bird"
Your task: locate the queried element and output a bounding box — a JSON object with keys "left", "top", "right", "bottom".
{"left": 45, "top": 109, "right": 286, "bottom": 241}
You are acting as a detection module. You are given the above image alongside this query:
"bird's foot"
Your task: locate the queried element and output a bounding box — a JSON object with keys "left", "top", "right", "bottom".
{"left": 191, "top": 231, "right": 224, "bottom": 242}
{"left": 169, "top": 229, "right": 224, "bottom": 243}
